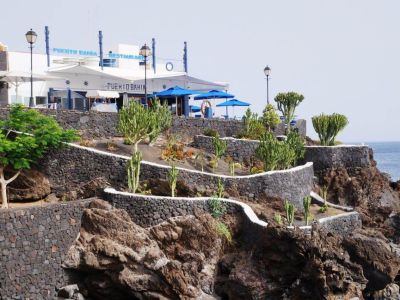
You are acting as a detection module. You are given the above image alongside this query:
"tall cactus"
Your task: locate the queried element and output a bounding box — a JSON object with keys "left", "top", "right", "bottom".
{"left": 212, "top": 136, "right": 227, "bottom": 168}
{"left": 274, "top": 92, "right": 304, "bottom": 133}
{"left": 303, "top": 196, "right": 312, "bottom": 226}
{"left": 127, "top": 151, "right": 143, "bottom": 193}
{"left": 167, "top": 164, "right": 179, "bottom": 197}
{"left": 312, "top": 113, "right": 348, "bottom": 146}
{"left": 255, "top": 132, "right": 281, "bottom": 171}
{"left": 284, "top": 200, "right": 296, "bottom": 226}
{"left": 217, "top": 178, "right": 224, "bottom": 198}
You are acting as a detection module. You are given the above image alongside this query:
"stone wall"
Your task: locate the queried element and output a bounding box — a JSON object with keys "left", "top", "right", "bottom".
{"left": 0, "top": 199, "right": 91, "bottom": 300}
{"left": 318, "top": 212, "right": 362, "bottom": 236}
{"left": 0, "top": 108, "right": 306, "bottom": 139}
{"left": 192, "top": 135, "right": 372, "bottom": 171}
{"left": 39, "top": 143, "right": 314, "bottom": 209}
{"left": 302, "top": 145, "right": 372, "bottom": 172}
{"left": 103, "top": 188, "right": 249, "bottom": 228}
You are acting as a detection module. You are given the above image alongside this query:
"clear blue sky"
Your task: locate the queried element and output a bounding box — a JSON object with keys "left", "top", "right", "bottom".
{"left": 1, "top": 0, "right": 399, "bottom": 142}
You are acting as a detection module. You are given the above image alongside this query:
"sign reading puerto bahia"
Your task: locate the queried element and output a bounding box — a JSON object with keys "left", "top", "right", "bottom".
{"left": 104, "top": 82, "right": 145, "bottom": 92}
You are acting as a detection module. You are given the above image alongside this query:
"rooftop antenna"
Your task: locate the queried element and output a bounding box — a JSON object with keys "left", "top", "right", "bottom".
{"left": 152, "top": 38, "right": 156, "bottom": 74}
{"left": 45, "top": 26, "right": 50, "bottom": 67}
{"left": 98, "top": 30, "right": 104, "bottom": 70}
{"left": 183, "top": 41, "right": 188, "bottom": 73}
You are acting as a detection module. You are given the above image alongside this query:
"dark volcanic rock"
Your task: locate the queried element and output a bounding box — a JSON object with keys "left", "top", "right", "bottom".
{"left": 6, "top": 169, "right": 51, "bottom": 202}
{"left": 63, "top": 199, "right": 223, "bottom": 299}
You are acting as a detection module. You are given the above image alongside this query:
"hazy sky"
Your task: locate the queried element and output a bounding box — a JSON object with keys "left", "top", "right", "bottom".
{"left": 1, "top": 0, "right": 399, "bottom": 142}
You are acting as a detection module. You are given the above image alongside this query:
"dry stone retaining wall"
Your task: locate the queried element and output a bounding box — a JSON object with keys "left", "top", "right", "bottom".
{"left": 40, "top": 143, "right": 314, "bottom": 209}
{"left": 192, "top": 135, "right": 372, "bottom": 171}
{"left": 0, "top": 199, "right": 92, "bottom": 300}
{"left": 0, "top": 108, "right": 306, "bottom": 139}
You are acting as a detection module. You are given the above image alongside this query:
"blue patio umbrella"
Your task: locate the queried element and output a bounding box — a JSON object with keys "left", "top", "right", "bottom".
{"left": 154, "top": 86, "right": 200, "bottom": 115}
{"left": 194, "top": 90, "right": 235, "bottom": 118}
{"left": 216, "top": 99, "right": 250, "bottom": 118}
{"left": 193, "top": 90, "right": 235, "bottom": 100}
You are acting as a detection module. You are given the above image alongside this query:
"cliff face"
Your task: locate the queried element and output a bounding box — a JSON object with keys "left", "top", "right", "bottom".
{"left": 314, "top": 150, "right": 400, "bottom": 241}
{"left": 63, "top": 200, "right": 400, "bottom": 300}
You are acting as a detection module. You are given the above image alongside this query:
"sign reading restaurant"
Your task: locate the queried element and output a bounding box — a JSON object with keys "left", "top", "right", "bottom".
{"left": 104, "top": 82, "right": 145, "bottom": 93}
{"left": 52, "top": 48, "right": 143, "bottom": 60}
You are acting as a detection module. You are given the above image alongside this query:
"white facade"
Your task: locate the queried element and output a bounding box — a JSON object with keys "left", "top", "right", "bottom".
{"left": 1, "top": 43, "right": 229, "bottom": 110}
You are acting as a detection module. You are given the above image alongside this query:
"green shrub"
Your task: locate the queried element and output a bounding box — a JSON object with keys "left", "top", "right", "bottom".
{"left": 275, "top": 92, "right": 304, "bottom": 133}
{"left": 312, "top": 113, "right": 348, "bottom": 146}
{"left": 214, "top": 221, "right": 232, "bottom": 243}
{"left": 303, "top": 196, "right": 312, "bottom": 226}
{"left": 286, "top": 132, "right": 306, "bottom": 166}
{"left": 274, "top": 213, "right": 282, "bottom": 225}
{"left": 204, "top": 128, "right": 219, "bottom": 138}
{"left": 262, "top": 104, "right": 281, "bottom": 132}
{"left": 127, "top": 151, "right": 142, "bottom": 193}
{"left": 208, "top": 196, "right": 226, "bottom": 218}
{"left": 212, "top": 136, "right": 227, "bottom": 168}
{"left": 238, "top": 108, "right": 266, "bottom": 139}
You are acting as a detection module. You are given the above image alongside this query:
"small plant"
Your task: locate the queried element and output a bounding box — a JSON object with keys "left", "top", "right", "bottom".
{"left": 214, "top": 221, "right": 232, "bottom": 243}
{"left": 203, "top": 128, "right": 219, "bottom": 138}
{"left": 106, "top": 142, "right": 117, "bottom": 152}
{"left": 208, "top": 196, "right": 226, "bottom": 218}
{"left": 127, "top": 151, "right": 143, "bottom": 193}
{"left": 229, "top": 161, "right": 235, "bottom": 176}
{"left": 319, "top": 204, "right": 328, "bottom": 213}
{"left": 238, "top": 108, "right": 266, "bottom": 139}
{"left": 303, "top": 196, "right": 312, "bottom": 226}
{"left": 274, "top": 213, "right": 282, "bottom": 225}
{"left": 161, "top": 134, "right": 191, "bottom": 161}
{"left": 212, "top": 136, "right": 227, "bottom": 167}
{"left": 217, "top": 178, "right": 224, "bottom": 199}
{"left": 167, "top": 164, "right": 179, "bottom": 197}
{"left": 194, "top": 150, "right": 206, "bottom": 172}
{"left": 274, "top": 92, "right": 304, "bottom": 133}
{"left": 262, "top": 104, "right": 281, "bottom": 132}
{"left": 312, "top": 113, "right": 349, "bottom": 146}
{"left": 79, "top": 139, "right": 94, "bottom": 147}
{"left": 284, "top": 200, "right": 295, "bottom": 226}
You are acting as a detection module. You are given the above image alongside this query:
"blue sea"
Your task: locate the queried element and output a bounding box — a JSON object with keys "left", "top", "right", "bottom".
{"left": 367, "top": 142, "right": 400, "bottom": 182}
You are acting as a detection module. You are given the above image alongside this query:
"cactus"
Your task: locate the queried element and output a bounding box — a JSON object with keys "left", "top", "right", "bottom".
{"left": 217, "top": 178, "right": 224, "bottom": 199}
{"left": 167, "top": 164, "right": 179, "bottom": 197}
{"left": 262, "top": 104, "right": 280, "bottom": 132}
{"left": 303, "top": 196, "right": 312, "bottom": 226}
{"left": 274, "top": 92, "right": 304, "bottom": 133}
{"left": 127, "top": 151, "right": 143, "bottom": 193}
{"left": 229, "top": 161, "right": 235, "bottom": 176}
{"left": 195, "top": 150, "right": 205, "bottom": 172}
{"left": 284, "top": 200, "right": 296, "bottom": 226}
{"left": 118, "top": 99, "right": 171, "bottom": 153}
{"left": 255, "top": 132, "right": 281, "bottom": 171}
{"left": 312, "top": 113, "right": 348, "bottom": 146}
{"left": 212, "top": 135, "right": 227, "bottom": 163}
{"left": 274, "top": 213, "right": 282, "bottom": 225}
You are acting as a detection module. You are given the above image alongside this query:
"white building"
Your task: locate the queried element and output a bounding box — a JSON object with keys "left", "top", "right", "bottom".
{"left": 0, "top": 43, "right": 229, "bottom": 116}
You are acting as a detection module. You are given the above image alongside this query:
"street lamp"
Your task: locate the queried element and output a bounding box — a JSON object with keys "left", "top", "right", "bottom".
{"left": 264, "top": 65, "right": 271, "bottom": 104}
{"left": 25, "top": 29, "right": 37, "bottom": 107}
{"left": 139, "top": 44, "right": 151, "bottom": 105}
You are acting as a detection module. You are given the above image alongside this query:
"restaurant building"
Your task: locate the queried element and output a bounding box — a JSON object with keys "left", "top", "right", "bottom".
{"left": 0, "top": 36, "right": 228, "bottom": 116}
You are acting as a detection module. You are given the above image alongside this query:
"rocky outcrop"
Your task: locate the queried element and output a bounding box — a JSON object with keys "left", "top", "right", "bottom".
{"left": 6, "top": 169, "right": 51, "bottom": 202}
{"left": 63, "top": 199, "right": 224, "bottom": 299}
{"left": 216, "top": 226, "right": 400, "bottom": 299}
{"left": 314, "top": 150, "right": 400, "bottom": 240}
{"left": 63, "top": 200, "right": 400, "bottom": 299}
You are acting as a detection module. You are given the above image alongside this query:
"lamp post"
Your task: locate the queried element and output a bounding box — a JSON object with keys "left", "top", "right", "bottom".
{"left": 25, "top": 29, "right": 37, "bottom": 107}
{"left": 264, "top": 65, "right": 271, "bottom": 104}
{"left": 139, "top": 44, "right": 151, "bottom": 105}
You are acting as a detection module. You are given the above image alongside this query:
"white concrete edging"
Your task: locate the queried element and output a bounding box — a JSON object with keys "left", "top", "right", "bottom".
{"left": 68, "top": 142, "right": 313, "bottom": 179}
{"left": 310, "top": 191, "right": 354, "bottom": 212}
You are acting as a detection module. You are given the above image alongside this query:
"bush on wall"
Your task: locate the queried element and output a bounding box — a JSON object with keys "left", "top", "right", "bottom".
{"left": 312, "top": 113, "right": 348, "bottom": 146}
